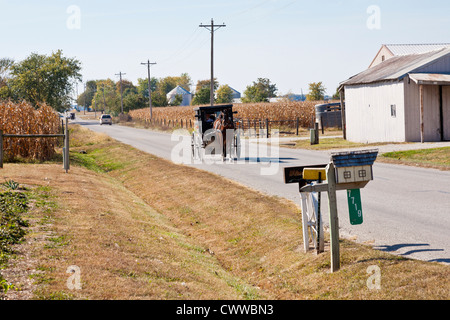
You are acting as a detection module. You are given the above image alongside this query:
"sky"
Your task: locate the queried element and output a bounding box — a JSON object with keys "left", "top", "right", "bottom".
{"left": 2, "top": 0, "right": 450, "bottom": 97}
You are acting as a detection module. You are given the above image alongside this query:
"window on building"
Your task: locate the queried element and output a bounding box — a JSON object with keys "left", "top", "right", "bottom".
{"left": 382, "top": 55, "right": 385, "bottom": 62}
{"left": 390, "top": 104, "right": 396, "bottom": 118}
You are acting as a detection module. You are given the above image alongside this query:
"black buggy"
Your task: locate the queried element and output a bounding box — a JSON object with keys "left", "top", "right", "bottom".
{"left": 191, "top": 104, "right": 241, "bottom": 161}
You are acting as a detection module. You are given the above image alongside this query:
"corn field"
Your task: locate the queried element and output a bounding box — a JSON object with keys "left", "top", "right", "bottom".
{"left": 0, "top": 101, "right": 61, "bottom": 161}
{"left": 129, "top": 101, "right": 334, "bottom": 129}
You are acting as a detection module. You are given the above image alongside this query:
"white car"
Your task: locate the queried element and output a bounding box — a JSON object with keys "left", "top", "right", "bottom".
{"left": 100, "top": 114, "right": 112, "bottom": 125}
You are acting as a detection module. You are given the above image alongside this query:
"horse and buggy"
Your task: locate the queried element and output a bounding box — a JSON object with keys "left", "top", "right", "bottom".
{"left": 191, "top": 104, "right": 241, "bottom": 161}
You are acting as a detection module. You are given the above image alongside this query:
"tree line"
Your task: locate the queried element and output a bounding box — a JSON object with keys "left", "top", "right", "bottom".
{"left": 0, "top": 51, "right": 334, "bottom": 115}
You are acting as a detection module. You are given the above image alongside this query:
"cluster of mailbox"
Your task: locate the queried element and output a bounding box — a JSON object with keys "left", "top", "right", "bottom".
{"left": 284, "top": 150, "right": 379, "bottom": 188}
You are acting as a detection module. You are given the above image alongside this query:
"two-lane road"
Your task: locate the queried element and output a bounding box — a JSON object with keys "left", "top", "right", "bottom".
{"left": 75, "top": 119, "right": 450, "bottom": 264}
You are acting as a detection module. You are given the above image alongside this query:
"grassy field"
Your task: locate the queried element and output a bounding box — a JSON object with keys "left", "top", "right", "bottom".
{"left": 381, "top": 147, "right": 450, "bottom": 170}
{"left": 289, "top": 137, "right": 450, "bottom": 171}
{"left": 0, "top": 125, "right": 448, "bottom": 300}
{"left": 290, "top": 137, "right": 393, "bottom": 150}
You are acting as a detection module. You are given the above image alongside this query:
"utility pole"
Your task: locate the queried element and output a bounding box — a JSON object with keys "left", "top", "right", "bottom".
{"left": 199, "top": 18, "right": 226, "bottom": 106}
{"left": 83, "top": 82, "right": 86, "bottom": 115}
{"left": 92, "top": 88, "right": 97, "bottom": 118}
{"left": 140, "top": 60, "right": 156, "bottom": 119}
{"left": 115, "top": 71, "right": 126, "bottom": 114}
{"left": 75, "top": 81, "right": 78, "bottom": 110}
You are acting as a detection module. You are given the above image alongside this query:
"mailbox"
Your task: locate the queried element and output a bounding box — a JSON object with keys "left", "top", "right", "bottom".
{"left": 331, "top": 150, "right": 378, "bottom": 184}
{"left": 284, "top": 149, "right": 379, "bottom": 273}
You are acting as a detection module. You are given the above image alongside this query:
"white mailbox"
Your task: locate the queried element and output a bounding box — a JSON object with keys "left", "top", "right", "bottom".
{"left": 336, "top": 165, "right": 373, "bottom": 184}
{"left": 331, "top": 150, "right": 378, "bottom": 185}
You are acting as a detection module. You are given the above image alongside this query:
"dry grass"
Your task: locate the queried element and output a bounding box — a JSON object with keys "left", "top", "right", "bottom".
{"left": 1, "top": 167, "right": 250, "bottom": 300}
{"left": 0, "top": 101, "right": 61, "bottom": 161}
{"left": 1, "top": 125, "right": 448, "bottom": 300}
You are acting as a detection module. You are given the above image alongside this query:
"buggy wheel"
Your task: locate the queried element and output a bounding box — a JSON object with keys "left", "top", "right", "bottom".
{"left": 234, "top": 131, "right": 241, "bottom": 160}
{"left": 192, "top": 133, "right": 203, "bottom": 161}
{"left": 191, "top": 134, "right": 195, "bottom": 159}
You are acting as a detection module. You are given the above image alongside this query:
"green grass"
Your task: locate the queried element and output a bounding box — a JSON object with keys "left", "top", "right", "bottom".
{"left": 292, "top": 138, "right": 404, "bottom": 150}
{"left": 0, "top": 191, "right": 30, "bottom": 296}
{"left": 382, "top": 147, "right": 450, "bottom": 169}
{"left": 70, "top": 148, "right": 125, "bottom": 173}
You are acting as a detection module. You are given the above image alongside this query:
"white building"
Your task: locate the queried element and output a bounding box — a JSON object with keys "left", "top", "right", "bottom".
{"left": 340, "top": 47, "right": 450, "bottom": 143}
{"left": 166, "top": 86, "right": 193, "bottom": 106}
{"left": 369, "top": 43, "right": 450, "bottom": 68}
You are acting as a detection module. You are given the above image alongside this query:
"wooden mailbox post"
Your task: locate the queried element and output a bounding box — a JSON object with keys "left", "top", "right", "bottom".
{"left": 284, "top": 150, "right": 378, "bottom": 273}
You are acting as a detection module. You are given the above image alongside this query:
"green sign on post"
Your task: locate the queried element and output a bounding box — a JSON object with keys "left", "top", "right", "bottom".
{"left": 347, "top": 189, "right": 363, "bottom": 225}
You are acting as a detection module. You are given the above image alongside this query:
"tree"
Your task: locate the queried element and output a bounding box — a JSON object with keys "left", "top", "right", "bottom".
{"left": 178, "top": 73, "right": 192, "bottom": 92}
{"left": 331, "top": 87, "right": 341, "bottom": 100}
{"left": 242, "top": 78, "right": 277, "bottom": 103}
{"left": 77, "top": 80, "right": 97, "bottom": 110}
{"left": 255, "top": 78, "right": 277, "bottom": 98}
{"left": 242, "top": 85, "right": 267, "bottom": 103}
{"left": 169, "top": 94, "right": 183, "bottom": 106}
{"left": 0, "top": 58, "right": 14, "bottom": 87}
{"left": 137, "top": 77, "right": 157, "bottom": 98}
{"left": 115, "top": 79, "right": 135, "bottom": 94}
{"left": 150, "top": 91, "right": 168, "bottom": 107}
{"left": 191, "top": 86, "right": 211, "bottom": 105}
{"left": 92, "top": 79, "right": 118, "bottom": 114}
{"left": 216, "top": 85, "right": 234, "bottom": 104}
{"left": 123, "top": 91, "right": 147, "bottom": 112}
{"left": 306, "top": 82, "right": 326, "bottom": 101}
{"left": 0, "top": 58, "right": 14, "bottom": 100}
{"left": 8, "top": 50, "right": 81, "bottom": 111}
{"left": 156, "top": 74, "right": 192, "bottom": 96}
{"left": 195, "top": 78, "right": 218, "bottom": 93}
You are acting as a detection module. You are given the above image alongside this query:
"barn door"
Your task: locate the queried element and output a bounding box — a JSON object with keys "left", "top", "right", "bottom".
{"left": 443, "top": 86, "right": 450, "bottom": 141}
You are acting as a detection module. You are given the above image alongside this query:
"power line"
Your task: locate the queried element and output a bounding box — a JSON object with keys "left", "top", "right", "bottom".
{"left": 199, "top": 18, "right": 226, "bottom": 106}
{"left": 158, "top": 27, "right": 202, "bottom": 64}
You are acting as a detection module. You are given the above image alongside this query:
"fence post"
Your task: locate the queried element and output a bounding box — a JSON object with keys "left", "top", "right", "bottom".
{"left": 64, "top": 118, "right": 70, "bottom": 173}
{"left": 314, "top": 122, "right": 320, "bottom": 144}
{"left": 265, "top": 119, "right": 269, "bottom": 139}
{"left": 321, "top": 117, "right": 324, "bottom": 134}
{"left": 296, "top": 117, "right": 299, "bottom": 136}
{"left": 326, "top": 163, "right": 340, "bottom": 272}
{"left": 0, "top": 130, "right": 3, "bottom": 169}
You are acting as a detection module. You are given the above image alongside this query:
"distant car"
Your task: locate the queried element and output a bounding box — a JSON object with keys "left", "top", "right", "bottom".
{"left": 99, "top": 114, "right": 112, "bottom": 125}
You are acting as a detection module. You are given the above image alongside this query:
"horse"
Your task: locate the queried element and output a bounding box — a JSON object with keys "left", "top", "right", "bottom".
{"left": 213, "top": 110, "right": 235, "bottom": 160}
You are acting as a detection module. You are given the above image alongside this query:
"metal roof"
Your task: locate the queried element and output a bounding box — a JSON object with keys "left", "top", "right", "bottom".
{"left": 386, "top": 43, "right": 450, "bottom": 56}
{"left": 331, "top": 150, "right": 379, "bottom": 168}
{"left": 340, "top": 48, "right": 450, "bottom": 87}
{"left": 167, "top": 85, "right": 191, "bottom": 97}
{"left": 409, "top": 73, "right": 450, "bottom": 85}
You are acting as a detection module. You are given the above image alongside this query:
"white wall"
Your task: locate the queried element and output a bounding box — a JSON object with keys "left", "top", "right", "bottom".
{"left": 369, "top": 46, "right": 394, "bottom": 68}
{"left": 404, "top": 80, "right": 445, "bottom": 142}
{"left": 345, "top": 81, "right": 406, "bottom": 143}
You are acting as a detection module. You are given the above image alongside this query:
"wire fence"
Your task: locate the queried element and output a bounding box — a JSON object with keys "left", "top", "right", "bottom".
{"left": 135, "top": 116, "right": 318, "bottom": 138}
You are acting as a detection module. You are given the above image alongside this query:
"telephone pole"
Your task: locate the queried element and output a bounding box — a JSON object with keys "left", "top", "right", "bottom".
{"left": 115, "top": 71, "right": 126, "bottom": 114}
{"left": 140, "top": 60, "right": 156, "bottom": 119}
{"left": 199, "top": 18, "right": 226, "bottom": 106}
{"left": 83, "top": 82, "right": 86, "bottom": 115}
